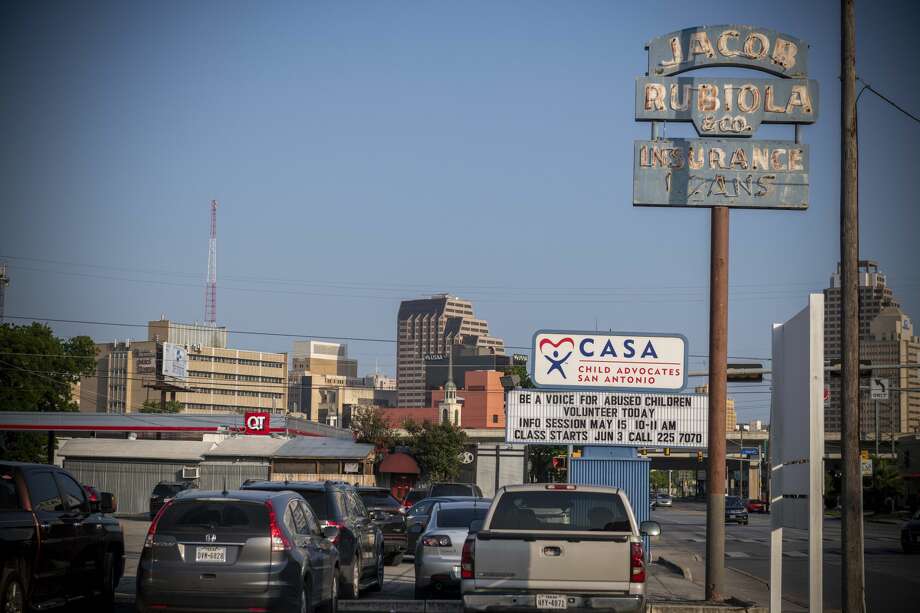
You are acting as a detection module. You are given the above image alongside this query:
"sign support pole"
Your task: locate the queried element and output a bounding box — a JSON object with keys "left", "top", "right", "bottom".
{"left": 840, "top": 1, "right": 865, "bottom": 611}
{"left": 705, "top": 205, "right": 729, "bottom": 602}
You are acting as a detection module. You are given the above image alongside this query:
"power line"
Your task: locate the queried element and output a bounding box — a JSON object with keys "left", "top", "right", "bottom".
{"left": 857, "top": 78, "right": 920, "bottom": 124}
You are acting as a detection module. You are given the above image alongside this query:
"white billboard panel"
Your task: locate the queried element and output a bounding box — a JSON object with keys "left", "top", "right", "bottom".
{"left": 162, "top": 342, "right": 188, "bottom": 380}
{"left": 505, "top": 390, "right": 707, "bottom": 448}
{"left": 531, "top": 330, "right": 688, "bottom": 392}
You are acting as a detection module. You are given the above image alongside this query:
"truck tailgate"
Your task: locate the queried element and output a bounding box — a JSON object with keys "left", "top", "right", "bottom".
{"left": 473, "top": 531, "right": 631, "bottom": 590}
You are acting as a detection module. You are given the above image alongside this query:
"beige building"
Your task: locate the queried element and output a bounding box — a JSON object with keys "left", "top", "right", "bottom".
{"left": 292, "top": 340, "right": 357, "bottom": 377}
{"left": 862, "top": 307, "right": 920, "bottom": 435}
{"left": 694, "top": 384, "right": 736, "bottom": 431}
{"left": 80, "top": 319, "right": 287, "bottom": 414}
{"left": 397, "top": 294, "right": 505, "bottom": 407}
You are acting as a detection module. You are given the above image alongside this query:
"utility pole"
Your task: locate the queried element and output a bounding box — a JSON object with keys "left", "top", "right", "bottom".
{"left": 0, "top": 262, "right": 8, "bottom": 322}
{"left": 705, "top": 206, "right": 728, "bottom": 602}
{"left": 840, "top": 0, "right": 865, "bottom": 611}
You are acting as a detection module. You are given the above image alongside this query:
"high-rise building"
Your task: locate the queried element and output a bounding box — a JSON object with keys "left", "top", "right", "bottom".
{"left": 148, "top": 317, "right": 228, "bottom": 348}
{"left": 397, "top": 294, "right": 505, "bottom": 407}
{"left": 862, "top": 307, "right": 920, "bottom": 435}
{"left": 823, "top": 260, "right": 908, "bottom": 433}
{"left": 695, "top": 384, "right": 736, "bottom": 431}
{"left": 291, "top": 341, "right": 357, "bottom": 378}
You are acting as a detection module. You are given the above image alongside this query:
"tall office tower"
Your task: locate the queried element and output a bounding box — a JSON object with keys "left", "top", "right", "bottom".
{"left": 397, "top": 294, "right": 505, "bottom": 407}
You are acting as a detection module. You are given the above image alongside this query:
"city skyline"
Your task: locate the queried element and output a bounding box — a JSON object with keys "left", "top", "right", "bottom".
{"left": 2, "top": 1, "right": 919, "bottom": 424}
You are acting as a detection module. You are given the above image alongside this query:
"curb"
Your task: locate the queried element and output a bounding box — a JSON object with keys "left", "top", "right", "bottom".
{"left": 339, "top": 601, "right": 460, "bottom": 613}
{"left": 656, "top": 555, "right": 694, "bottom": 582}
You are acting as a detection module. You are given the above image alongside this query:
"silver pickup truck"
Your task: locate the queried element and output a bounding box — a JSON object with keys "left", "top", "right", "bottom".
{"left": 460, "top": 483, "right": 660, "bottom": 613}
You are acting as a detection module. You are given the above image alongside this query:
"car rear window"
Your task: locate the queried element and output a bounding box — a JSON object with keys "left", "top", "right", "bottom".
{"left": 406, "top": 490, "right": 427, "bottom": 504}
{"left": 429, "top": 484, "right": 473, "bottom": 497}
{"left": 153, "top": 484, "right": 183, "bottom": 497}
{"left": 490, "top": 490, "right": 631, "bottom": 532}
{"left": 0, "top": 468, "right": 20, "bottom": 510}
{"left": 293, "top": 491, "right": 331, "bottom": 520}
{"left": 157, "top": 500, "right": 268, "bottom": 532}
{"left": 436, "top": 506, "right": 489, "bottom": 528}
{"left": 359, "top": 491, "right": 400, "bottom": 507}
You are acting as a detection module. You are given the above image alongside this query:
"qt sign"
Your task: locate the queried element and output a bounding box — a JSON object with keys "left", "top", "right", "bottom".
{"left": 532, "top": 330, "right": 688, "bottom": 393}
{"left": 244, "top": 412, "right": 271, "bottom": 435}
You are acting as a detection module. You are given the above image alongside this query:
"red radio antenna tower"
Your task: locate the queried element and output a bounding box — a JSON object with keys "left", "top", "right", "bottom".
{"left": 205, "top": 200, "right": 218, "bottom": 325}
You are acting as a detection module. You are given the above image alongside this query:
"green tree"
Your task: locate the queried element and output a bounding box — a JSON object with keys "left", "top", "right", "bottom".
{"left": 866, "top": 457, "right": 903, "bottom": 512}
{"left": 504, "top": 363, "right": 567, "bottom": 482}
{"left": 140, "top": 399, "right": 184, "bottom": 414}
{"left": 403, "top": 419, "right": 468, "bottom": 482}
{"left": 351, "top": 406, "right": 396, "bottom": 460}
{"left": 0, "top": 323, "right": 96, "bottom": 462}
{"left": 650, "top": 470, "right": 668, "bottom": 492}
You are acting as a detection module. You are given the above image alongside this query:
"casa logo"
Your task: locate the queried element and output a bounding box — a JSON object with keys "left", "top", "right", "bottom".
{"left": 532, "top": 330, "right": 687, "bottom": 392}
{"left": 244, "top": 411, "right": 271, "bottom": 435}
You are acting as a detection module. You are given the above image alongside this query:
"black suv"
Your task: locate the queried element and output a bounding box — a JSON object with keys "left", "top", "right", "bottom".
{"left": 241, "top": 480, "right": 384, "bottom": 599}
{"left": 137, "top": 489, "right": 339, "bottom": 613}
{"left": 149, "top": 481, "right": 197, "bottom": 518}
{"left": 725, "top": 495, "right": 749, "bottom": 525}
{"left": 357, "top": 487, "right": 407, "bottom": 566}
{"left": 428, "top": 482, "right": 483, "bottom": 497}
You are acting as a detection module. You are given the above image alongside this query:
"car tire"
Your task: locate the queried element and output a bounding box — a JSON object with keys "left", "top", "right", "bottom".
{"left": 1, "top": 571, "right": 25, "bottom": 613}
{"left": 903, "top": 539, "right": 914, "bottom": 554}
{"left": 414, "top": 585, "right": 428, "bottom": 601}
{"left": 743, "top": 519, "right": 749, "bottom": 526}
{"left": 340, "top": 555, "right": 361, "bottom": 600}
{"left": 319, "top": 569, "right": 338, "bottom": 613}
{"left": 300, "top": 582, "right": 311, "bottom": 613}
{"left": 368, "top": 547, "right": 384, "bottom": 592}
{"left": 95, "top": 550, "right": 117, "bottom": 611}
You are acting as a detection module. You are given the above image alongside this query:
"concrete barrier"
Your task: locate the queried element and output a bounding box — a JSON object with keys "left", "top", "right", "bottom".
{"left": 338, "top": 601, "right": 460, "bottom": 613}
{"left": 647, "top": 601, "right": 767, "bottom": 613}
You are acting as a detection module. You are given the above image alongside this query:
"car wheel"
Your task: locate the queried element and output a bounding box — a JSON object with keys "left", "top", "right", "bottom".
{"left": 903, "top": 539, "right": 914, "bottom": 554}
{"left": 340, "top": 555, "right": 361, "bottom": 600}
{"left": 414, "top": 584, "right": 428, "bottom": 600}
{"left": 97, "top": 550, "right": 117, "bottom": 610}
{"left": 368, "top": 547, "right": 384, "bottom": 592}
{"left": 300, "top": 582, "right": 311, "bottom": 613}
{"left": 1, "top": 571, "right": 25, "bottom": 613}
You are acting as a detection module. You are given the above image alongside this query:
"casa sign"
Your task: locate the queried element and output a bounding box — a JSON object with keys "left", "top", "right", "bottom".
{"left": 634, "top": 25, "right": 816, "bottom": 210}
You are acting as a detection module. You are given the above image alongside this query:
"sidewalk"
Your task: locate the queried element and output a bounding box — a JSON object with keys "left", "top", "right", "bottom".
{"left": 651, "top": 549, "right": 806, "bottom": 612}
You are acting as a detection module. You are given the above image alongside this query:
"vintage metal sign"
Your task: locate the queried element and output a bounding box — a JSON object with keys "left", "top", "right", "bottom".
{"left": 647, "top": 25, "right": 809, "bottom": 78}
{"left": 532, "top": 330, "right": 687, "bottom": 392}
{"left": 636, "top": 76, "right": 818, "bottom": 137}
{"left": 634, "top": 139, "right": 808, "bottom": 209}
{"left": 506, "top": 390, "right": 707, "bottom": 448}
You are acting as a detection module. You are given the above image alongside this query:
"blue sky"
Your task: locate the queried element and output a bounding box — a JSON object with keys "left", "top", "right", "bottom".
{"left": 2, "top": 1, "right": 918, "bottom": 421}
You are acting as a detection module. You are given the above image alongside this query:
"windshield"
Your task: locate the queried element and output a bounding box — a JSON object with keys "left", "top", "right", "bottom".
{"left": 436, "top": 506, "right": 489, "bottom": 528}
{"left": 406, "top": 490, "right": 427, "bottom": 504}
{"left": 726, "top": 497, "right": 744, "bottom": 508}
{"left": 490, "top": 490, "right": 631, "bottom": 532}
{"left": 153, "top": 484, "right": 183, "bottom": 497}
{"left": 360, "top": 491, "right": 400, "bottom": 507}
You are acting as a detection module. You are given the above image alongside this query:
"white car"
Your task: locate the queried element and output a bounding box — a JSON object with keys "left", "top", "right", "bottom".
{"left": 414, "top": 500, "right": 490, "bottom": 599}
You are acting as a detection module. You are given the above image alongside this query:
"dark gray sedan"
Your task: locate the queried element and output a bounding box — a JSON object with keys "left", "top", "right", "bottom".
{"left": 137, "top": 489, "right": 339, "bottom": 613}
{"left": 902, "top": 510, "right": 920, "bottom": 553}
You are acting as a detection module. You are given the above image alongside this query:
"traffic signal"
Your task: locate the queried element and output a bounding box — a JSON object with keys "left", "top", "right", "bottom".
{"left": 697, "top": 451, "right": 704, "bottom": 462}
{"left": 727, "top": 363, "right": 764, "bottom": 382}
{"left": 664, "top": 447, "right": 671, "bottom": 456}
{"left": 639, "top": 448, "right": 648, "bottom": 456}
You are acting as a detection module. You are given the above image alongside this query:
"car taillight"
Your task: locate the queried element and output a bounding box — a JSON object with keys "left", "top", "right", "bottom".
{"left": 422, "top": 535, "right": 452, "bottom": 547}
{"left": 321, "top": 520, "right": 343, "bottom": 545}
{"left": 461, "top": 537, "right": 475, "bottom": 580}
{"left": 265, "top": 501, "right": 292, "bottom": 552}
{"left": 630, "top": 542, "right": 646, "bottom": 583}
{"left": 144, "top": 499, "right": 174, "bottom": 549}
{"left": 546, "top": 484, "right": 577, "bottom": 490}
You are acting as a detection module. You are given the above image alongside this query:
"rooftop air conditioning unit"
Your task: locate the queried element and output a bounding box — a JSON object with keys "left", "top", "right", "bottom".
{"left": 181, "top": 466, "right": 200, "bottom": 480}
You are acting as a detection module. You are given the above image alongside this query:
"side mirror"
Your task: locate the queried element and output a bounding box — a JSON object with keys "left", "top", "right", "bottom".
{"left": 468, "top": 519, "right": 484, "bottom": 534}
{"left": 99, "top": 492, "right": 117, "bottom": 515}
{"left": 640, "top": 520, "right": 661, "bottom": 537}
{"left": 322, "top": 526, "right": 340, "bottom": 542}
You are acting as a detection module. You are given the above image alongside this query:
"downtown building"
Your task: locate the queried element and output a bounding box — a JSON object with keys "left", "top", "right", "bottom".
{"left": 396, "top": 294, "right": 505, "bottom": 407}
{"left": 80, "top": 319, "right": 287, "bottom": 414}
{"left": 824, "top": 260, "right": 920, "bottom": 435}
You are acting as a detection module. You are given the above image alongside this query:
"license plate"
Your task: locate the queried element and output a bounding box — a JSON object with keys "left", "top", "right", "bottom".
{"left": 536, "top": 595, "right": 567, "bottom": 609}
{"left": 196, "top": 546, "right": 227, "bottom": 563}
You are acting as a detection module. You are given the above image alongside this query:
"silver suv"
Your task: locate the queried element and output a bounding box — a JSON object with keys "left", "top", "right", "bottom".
{"left": 461, "top": 484, "right": 660, "bottom": 613}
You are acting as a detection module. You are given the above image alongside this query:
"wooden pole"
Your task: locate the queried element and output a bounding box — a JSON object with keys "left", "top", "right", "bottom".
{"left": 705, "top": 205, "right": 729, "bottom": 601}
{"left": 840, "top": 0, "right": 865, "bottom": 610}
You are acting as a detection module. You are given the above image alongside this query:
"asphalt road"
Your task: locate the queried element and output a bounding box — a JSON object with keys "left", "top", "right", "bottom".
{"left": 651, "top": 502, "right": 920, "bottom": 612}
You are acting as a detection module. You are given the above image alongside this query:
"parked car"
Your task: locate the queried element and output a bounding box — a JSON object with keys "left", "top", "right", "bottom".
{"left": 241, "top": 480, "right": 384, "bottom": 598}
{"left": 429, "top": 483, "right": 484, "bottom": 498}
{"left": 901, "top": 510, "right": 920, "bottom": 553}
{"left": 745, "top": 499, "right": 768, "bottom": 513}
{"left": 0, "top": 462, "right": 124, "bottom": 613}
{"left": 653, "top": 493, "right": 673, "bottom": 508}
{"left": 406, "top": 496, "right": 488, "bottom": 555}
{"left": 461, "top": 483, "right": 660, "bottom": 613}
{"left": 414, "top": 500, "right": 490, "bottom": 599}
{"left": 357, "top": 487, "right": 408, "bottom": 566}
{"left": 149, "top": 480, "right": 197, "bottom": 518}
{"left": 402, "top": 488, "right": 428, "bottom": 511}
{"left": 137, "top": 489, "right": 339, "bottom": 613}
{"left": 725, "top": 496, "right": 749, "bottom": 525}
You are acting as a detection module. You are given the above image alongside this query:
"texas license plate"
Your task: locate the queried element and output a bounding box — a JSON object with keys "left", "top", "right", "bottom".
{"left": 536, "top": 595, "right": 567, "bottom": 609}
{"left": 196, "top": 546, "right": 227, "bottom": 563}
